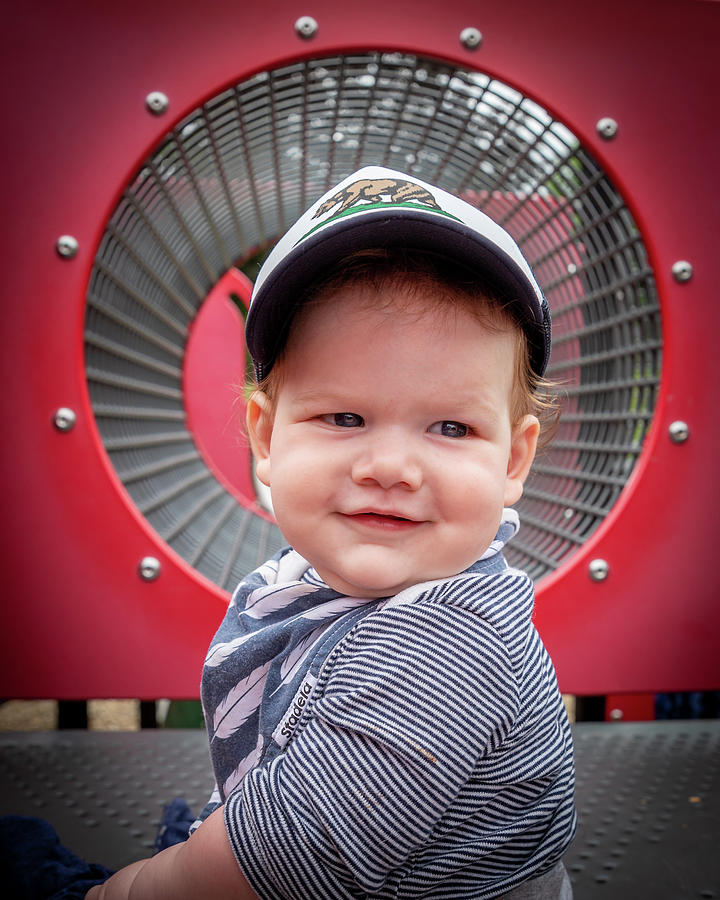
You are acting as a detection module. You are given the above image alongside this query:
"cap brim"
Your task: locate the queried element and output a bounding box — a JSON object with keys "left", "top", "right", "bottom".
{"left": 246, "top": 206, "right": 549, "bottom": 378}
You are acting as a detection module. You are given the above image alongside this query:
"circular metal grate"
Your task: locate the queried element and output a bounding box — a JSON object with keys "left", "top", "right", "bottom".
{"left": 84, "top": 51, "right": 661, "bottom": 589}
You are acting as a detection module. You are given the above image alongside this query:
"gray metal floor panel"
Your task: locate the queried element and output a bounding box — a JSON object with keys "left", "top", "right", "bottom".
{"left": 1, "top": 722, "right": 718, "bottom": 896}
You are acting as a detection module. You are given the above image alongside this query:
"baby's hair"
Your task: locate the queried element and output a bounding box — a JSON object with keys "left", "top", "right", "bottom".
{"left": 249, "top": 247, "right": 560, "bottom": 448}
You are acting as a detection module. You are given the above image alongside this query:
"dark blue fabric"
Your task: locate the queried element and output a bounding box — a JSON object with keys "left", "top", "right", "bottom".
{"left": 154, "top": 798, "right": 194, "bottom": 853}
{"left": 0, "top": 799, "right": 193, "bottom": 899}
{"left": 0, "top": 816, "right": 113, "bottom": 899}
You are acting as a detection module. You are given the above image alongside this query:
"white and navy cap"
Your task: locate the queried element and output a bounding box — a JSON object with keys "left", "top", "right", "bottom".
{"left": 246, "top": 166, "right": 551, "bottom": 379}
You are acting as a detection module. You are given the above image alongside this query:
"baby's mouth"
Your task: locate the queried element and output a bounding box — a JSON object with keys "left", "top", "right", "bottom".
{"left": 344, "top": 511, "right": 422, "bottom": 530}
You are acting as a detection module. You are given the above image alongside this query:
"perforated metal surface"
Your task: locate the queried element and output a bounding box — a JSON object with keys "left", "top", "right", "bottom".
{"left": 1, "top": 723, "right": 718, "bottom": 896}
{"left": 85, "top": 51, "right": 661, "bottom": 590}
{"left": 0, "top": 731, "right": 214, "bottom": 871}
{"left": 567, "top": 723, "right": 720, "bottom": 898}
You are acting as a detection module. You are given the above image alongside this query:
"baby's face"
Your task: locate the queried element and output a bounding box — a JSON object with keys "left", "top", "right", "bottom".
{"left": 248, "top": 286, "right": 538, "bottom": 597}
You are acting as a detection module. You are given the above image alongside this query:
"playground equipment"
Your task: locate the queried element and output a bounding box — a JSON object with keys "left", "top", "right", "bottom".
{"left": 2, "top": 0, "right": 718, "bottom": 701}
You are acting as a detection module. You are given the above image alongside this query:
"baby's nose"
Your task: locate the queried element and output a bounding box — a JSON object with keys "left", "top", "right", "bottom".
{"left": 350, "top": 434, "right": 423, "bottom": 491}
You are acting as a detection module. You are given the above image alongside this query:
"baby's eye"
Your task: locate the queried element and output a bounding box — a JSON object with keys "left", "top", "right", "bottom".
{"left": 323, "top": 413, "right": 365, "bottom": 428}
{"left": 429, "top": 420, "right": 470, "bottom": 438}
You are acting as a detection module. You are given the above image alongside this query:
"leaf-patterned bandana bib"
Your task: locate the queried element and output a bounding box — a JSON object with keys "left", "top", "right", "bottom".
{"left": 200, "top": 508, "right": 520, "bottom": 805}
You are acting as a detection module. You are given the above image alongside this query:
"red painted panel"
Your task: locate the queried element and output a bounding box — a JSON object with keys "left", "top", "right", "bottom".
{"left": 183, "top": 269, "right": 256, "bottom": 507}
{"left": 1, "top": 0, "right": 718, "bottom": 698}
{"left": 605, "top": 694, "right": 656, "bottom": 723}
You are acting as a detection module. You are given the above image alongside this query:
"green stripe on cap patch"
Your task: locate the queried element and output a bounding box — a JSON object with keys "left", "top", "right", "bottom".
{"left": 298, "top": 201, "right": 462, "bottom": 245}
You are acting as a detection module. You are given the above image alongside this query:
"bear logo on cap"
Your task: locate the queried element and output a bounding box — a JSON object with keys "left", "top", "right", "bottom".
{"left": 313, "top": 176, "right": 442, "bottom": 219}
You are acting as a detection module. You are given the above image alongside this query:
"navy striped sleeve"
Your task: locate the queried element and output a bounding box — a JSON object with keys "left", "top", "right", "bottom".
{"left": 225, "top": 600, "right": 522, "bottom": 898}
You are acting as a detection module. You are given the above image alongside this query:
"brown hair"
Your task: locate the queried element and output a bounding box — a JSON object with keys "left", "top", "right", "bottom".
{"left": 249, "top": 248, "right": 559, "bottom": 447}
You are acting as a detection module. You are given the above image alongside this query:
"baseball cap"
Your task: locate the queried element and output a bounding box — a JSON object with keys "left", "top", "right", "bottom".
{"left": 245, "top": 166, "right": 551, "bottom": 379}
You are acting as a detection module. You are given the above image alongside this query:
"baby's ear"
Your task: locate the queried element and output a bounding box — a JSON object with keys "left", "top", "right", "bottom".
{"left": 504, "top": 415, "right": 540, "bottom": 506}
{"left": 246, "top": 391, "right": 274, "bottom": 486}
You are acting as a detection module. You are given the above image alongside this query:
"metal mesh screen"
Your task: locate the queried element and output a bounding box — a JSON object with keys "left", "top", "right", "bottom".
{"left": 84, "top": 51, "right": 661, "bottom": 590}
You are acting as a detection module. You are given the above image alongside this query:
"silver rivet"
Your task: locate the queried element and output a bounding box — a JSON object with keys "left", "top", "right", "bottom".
{"left": 668, "top": 420, "right": 690, "bottom": 444}
{"left": 53, "top": 407, "right": 76, "bottom": 432}
{"left": 596, "top": 117, "right": 618, "bottom": 140}
{"left": 56, "top": 235, "right": 79, "bottom": 259}
{"left": 609, "top": 708, "right": 624, "bottom": 721}
{"left": 145, "top": 91, "right": 169, "bottom": 115}
{"left": 460, "top": 27, "right": 482, "bottom": 49}
{"left": 589, "top": 558, "right": 610, "bottom": 582}
{"left": 294, "top": 16, "right": 318, "bottom": 39}
{"left": 671, "top": 260, "right": 693, "bottom": 283}
{"left": 138, "top": 556, "right": 161, "bottom": 581}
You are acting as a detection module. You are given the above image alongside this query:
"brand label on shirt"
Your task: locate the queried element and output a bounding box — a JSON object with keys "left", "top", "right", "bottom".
{"left": 272, "top": 674, "right": 317, "bottom": 749}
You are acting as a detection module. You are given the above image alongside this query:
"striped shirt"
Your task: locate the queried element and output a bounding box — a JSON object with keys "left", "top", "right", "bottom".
{"left": 205, "top": 520, "right": 576, "bottom": 898}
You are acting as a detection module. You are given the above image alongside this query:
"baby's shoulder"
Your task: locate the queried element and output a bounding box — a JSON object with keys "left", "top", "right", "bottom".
{"left": 405, "top": 567, "right": 535, "bottom": 625}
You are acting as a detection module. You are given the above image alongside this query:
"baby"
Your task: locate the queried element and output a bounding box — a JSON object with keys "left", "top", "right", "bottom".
{"left": 89, "top": 167, "right": 576, "bottom": 899}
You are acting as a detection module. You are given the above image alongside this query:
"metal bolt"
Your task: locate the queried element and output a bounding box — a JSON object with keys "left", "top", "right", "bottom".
{"left": 460, "top": 27, "right": 482, "bottom": 49}
{"left": 596, "top": 117, "right": 618, "bottom": 140}
{"left": 588, "top": 558, "right": 610, "bottom": 582}
{"left": 138, "top": 556, "right": 161, "bottom": 581}
{"left": 668, "top": 420, "right": 690, "bottom": 444}
{"left": 671, "top": 260, "right": 693, "bottom": 283}
{"left": 145, "top": 91, "right": 169, "bottom": 115}
{"left": 56, "top": 235, "right": 79, "bottom": 259}
{"left": 294, "top": 16, "right": 318, "bottom": 39}
{"left": 53, "top": 407, "right": 76, "bottom": 432}
{"left": 609, "top": 708, "right": 624, "bottom": 721}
